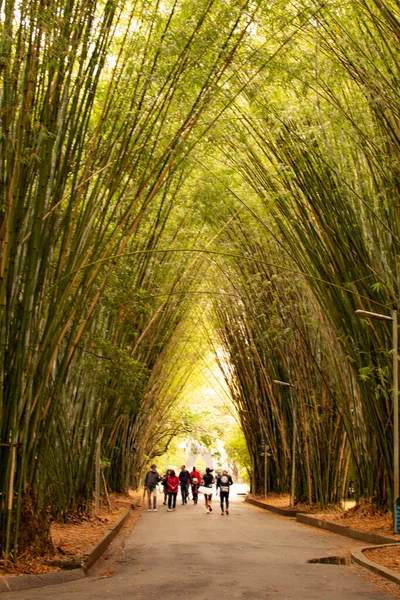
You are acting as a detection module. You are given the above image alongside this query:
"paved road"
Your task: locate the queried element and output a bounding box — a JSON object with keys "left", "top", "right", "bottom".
{"left": 2, "top": 493, "right": 399, "bottom": 599}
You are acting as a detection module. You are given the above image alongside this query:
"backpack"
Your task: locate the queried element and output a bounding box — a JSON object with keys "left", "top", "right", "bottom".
{"left": 219, "top": 474, "right": 230, "bottom": 493}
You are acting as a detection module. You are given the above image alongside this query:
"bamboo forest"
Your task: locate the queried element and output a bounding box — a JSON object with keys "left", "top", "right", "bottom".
{"left": 1, "top": 0, "right": 400, "bottom": 566}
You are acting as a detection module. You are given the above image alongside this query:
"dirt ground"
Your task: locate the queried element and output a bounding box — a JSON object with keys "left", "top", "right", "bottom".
{"left": 252, "top": 493, "right": 322, "bottom": 512}
{"left": 364, "top": 547, "right": 400, "bottom": 574}
{"left": 0, "top": 491, "right": 143, "bottom": 578}
{"left": 255, "top": 493, "right": 400, "bottom": 538}
{"left": 317, "top": 509, "right": 399, "bottom": 538}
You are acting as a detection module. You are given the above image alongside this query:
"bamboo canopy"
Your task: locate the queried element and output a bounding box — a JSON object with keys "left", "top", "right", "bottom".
{"left": 1, "top": 0, "right": 399, "bottom": 560}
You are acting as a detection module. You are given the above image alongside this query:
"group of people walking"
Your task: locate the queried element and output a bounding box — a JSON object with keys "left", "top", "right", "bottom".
{"left": 144, "top": 464, "right": 233, "bottom": 515}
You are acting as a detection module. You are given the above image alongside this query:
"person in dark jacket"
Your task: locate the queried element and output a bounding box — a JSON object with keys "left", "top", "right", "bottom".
{"left": 144, "top": 464, "right": 161, "bottom": 512}
{"left": 179, "top": 465, "right": 191, "bottom": 505}
{"left": 215, "top": 469, "right": 222, "bottom": 496}
{"left": 217, "top": 469, "right": 233, "bottom": 515}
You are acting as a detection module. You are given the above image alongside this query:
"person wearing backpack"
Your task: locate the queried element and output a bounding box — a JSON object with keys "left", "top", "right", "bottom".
{"left": 144, "top": 464, "right": 161, "bottom": 512}
{"left": 217, "top": 469, "right": 233, "bottom": 515}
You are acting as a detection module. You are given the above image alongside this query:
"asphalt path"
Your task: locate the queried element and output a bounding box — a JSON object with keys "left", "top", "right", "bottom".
{"left": 2, "top": 489, "right": 399, "bottom": 599}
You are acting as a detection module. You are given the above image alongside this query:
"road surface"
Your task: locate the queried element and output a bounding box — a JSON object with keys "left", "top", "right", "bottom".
{"left": 2, "top": 491, "right": 398, "bottom": 599}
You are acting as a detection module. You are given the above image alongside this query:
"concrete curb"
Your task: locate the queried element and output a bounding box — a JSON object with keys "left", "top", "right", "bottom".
{"left": 0, "top": 568, "right": 86, "bottom": 594}
{"left": 83, "top": 509, "right": 131, "bottom": 571}
{"left": 351, "top": 544, "right": 400, "bottom": 585}
{"left": 245, "top": 497, "right": 302, "bottom": 516}
{"left": 0, "top": 509, "right": 132, "bottom": 594}
{"left": 296, "top": 513, "right": 399, "bottom": 546}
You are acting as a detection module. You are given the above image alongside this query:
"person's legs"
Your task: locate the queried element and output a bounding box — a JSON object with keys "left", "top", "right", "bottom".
{"left": 220, "top": 493, "right": 224, "bottom": 513}
{"left": 172, "top": 493, "right": 177, "bottom": 509}
{"left": 168, "top": 492, "right": 172, "bottom": 509}
{"left": 220, "top": 491, "right": 229, "bottom": 513}
{"left": 147, "top": 488, "right": 152, "bottom": 510}
{"left": 224, "top": 492, "right": 230, "bottom": 514}
{"left": 207, "top": 494, "right": 212, "bottom": 511}
{"left": 163, "top": 489, "right": 167, "bottom": 504}
{"left": 153, "top": 488, "right": 157, "bottom": 510}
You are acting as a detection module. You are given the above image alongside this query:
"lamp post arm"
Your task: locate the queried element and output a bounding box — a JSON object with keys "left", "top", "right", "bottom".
{"left": 355, "top": 309, "right": 393, "bottom": 322}
{"left": 273, "top": 379, "right": 295, "bottom": 388}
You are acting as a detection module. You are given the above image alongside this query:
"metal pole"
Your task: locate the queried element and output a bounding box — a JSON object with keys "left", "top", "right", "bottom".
{"left": 273, "top": 375, "right": 297, "bottom": 507}
{"left": 393, "top": 309, "right": 398, "bottom": 532}
{"left": 264, "top": 443, "right": 267, "bottom": 498}
{"left": 290, "top": 387, "right": 297, "bottom": 509}
{"left": 95, "top": 432, "right": 101, "bottom": 515}
{"left": 95, "top": 427, "right": 104, "bottom": 516}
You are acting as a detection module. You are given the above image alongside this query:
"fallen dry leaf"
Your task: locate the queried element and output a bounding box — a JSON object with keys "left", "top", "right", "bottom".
{"left": 100, "top": 570, "right": 116, "bottom": 578}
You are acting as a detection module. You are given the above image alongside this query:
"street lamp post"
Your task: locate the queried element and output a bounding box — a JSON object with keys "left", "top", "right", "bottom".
{"left": 355, "top": 309, "right": 398, "bottom": 532}
{"left": 252, "top": 454, "right": 256, "bottom": 495}
{"left": 264, "top": 443, "right": 267, "bottom": 498}
{"left": 260, "top": 441, "right": 271, "bottom": 498}
{"left": 274, "top": 379, "right": 297, "bottom": 508}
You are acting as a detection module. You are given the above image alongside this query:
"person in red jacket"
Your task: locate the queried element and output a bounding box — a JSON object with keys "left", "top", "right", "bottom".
{"left": 190, "top": 466, "right": 201, "bottom": 505}
{"left": 167, "top": 469, "right": 180, "bottom": 511}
